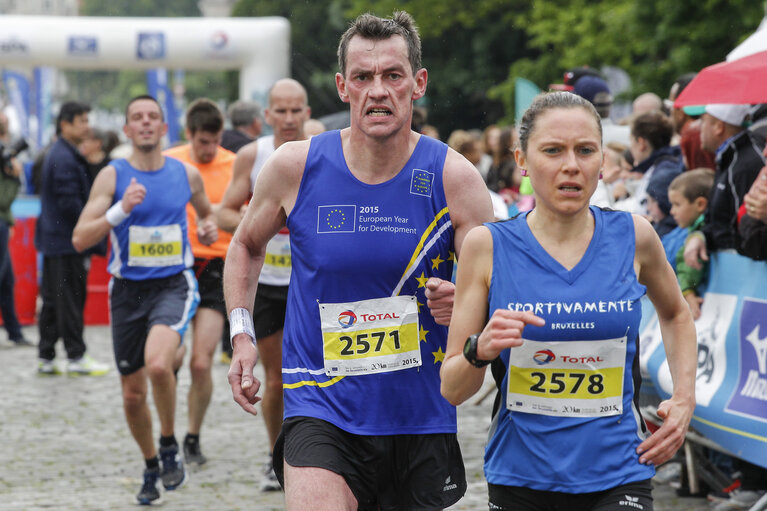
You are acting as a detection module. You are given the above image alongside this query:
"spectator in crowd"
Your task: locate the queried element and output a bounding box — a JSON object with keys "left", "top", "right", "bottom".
{"left": 622, "top": 111, "right": 684, "bottom": 216}
{"left": 0, "top": 112, "right": 32, "bottom": 346}
{"left": 447, "top": 129, "right": 483, "bottom": 172}
{"left": 633, "top": 92, "right": 663, "bottom": 115}
{"left": 485, "top": 126, "right": 519, "bottom": 198}
{"left": 646, "top": 164, "right": 682, "bottom": 238}
{"left": 35, "top": 101, "right": 109, "bottom": 376}
{"left": 590, "top": 141, "right": 626, "bottom": 208}
{"left": 685, "top": 104, "right": 766, "bottom": 269}
{"left": 572, "top": 73, "right": 631, "bottom": 146}
{"left": 738, "top": 144, "right": 767, "bottom": 260}
{"left": 221, "top": 100, "right": 262, "bottom": 153}
{"left": 667, "top": 73, "right": 716, "bottom": 170}
{"left": 79, "top": 127, "right": 116, "bottom": 180}
{"left": 478, "top": 124, "right": 501, "bottom": 181}
{"left": 667, "top": 169, "right": 715, "bottom": 319}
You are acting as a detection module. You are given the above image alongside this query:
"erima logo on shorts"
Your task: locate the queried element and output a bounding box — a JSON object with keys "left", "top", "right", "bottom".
{"left": 443, "top": 476, "right": 458, "bottom": 492}
{"left": 619, "top": 495, "right": 643, "bottom": 509}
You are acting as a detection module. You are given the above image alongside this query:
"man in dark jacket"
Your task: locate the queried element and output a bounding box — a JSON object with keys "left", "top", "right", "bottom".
{"left": 685, "top": 104, "right": 766, "bottom": 268}
{"left": 35, "top": 101, "right": 108, "bottom": 376}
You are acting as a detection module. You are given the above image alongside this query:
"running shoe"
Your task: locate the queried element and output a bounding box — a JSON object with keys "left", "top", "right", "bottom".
{"left": 136, "top": 467, "right": 162, "bottom": 505}
{"left": 159, "top": 444, "right": 186, "bottom": 490}
{"left": 66, "top": 353, "right": 110, "bottom": 376}
{"left": 260, "top": 455, "right": 282, "bottom": 492}
{"left": 10, "top": 337, "right": 35, "bottom": 347}
{"left": 37, "top": 359, "right": 61, "bottom": 375}
{"left": 183, "top": 436, "right": 207, "bottom": 466}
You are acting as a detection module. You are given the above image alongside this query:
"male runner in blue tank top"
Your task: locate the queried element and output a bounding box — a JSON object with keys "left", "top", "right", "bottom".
{"left": 72, "top": 95, "right": 218, "bottom": 505}
{"left": 224, "top": 11, "right": 494, "bottom": 511}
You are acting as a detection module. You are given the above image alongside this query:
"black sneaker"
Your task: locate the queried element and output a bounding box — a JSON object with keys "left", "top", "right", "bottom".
{"left": 136, "top": 468, "right": 161, "bottom": 505}
{"left": 183, "top": 436, "right": 207, "bottom": 466}
{"left": 159, "top": 444, "right": 186, "bottom": 490}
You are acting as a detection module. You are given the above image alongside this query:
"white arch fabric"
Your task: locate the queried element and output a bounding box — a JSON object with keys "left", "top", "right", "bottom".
{"left": 0, "top": 15, "right": 290, "bottom": 101}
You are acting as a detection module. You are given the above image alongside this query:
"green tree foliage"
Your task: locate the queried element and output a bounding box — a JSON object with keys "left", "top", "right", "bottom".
{"left": 231, "top": 0, "right": 348, "bottom": 117}
{"left": 492, "top": 0, "right": 763, "bottom": 123}
{"left": 79, "top": 0, "right": 200, "bottom": 17}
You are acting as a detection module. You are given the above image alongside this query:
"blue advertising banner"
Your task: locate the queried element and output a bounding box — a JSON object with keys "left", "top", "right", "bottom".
{"left": 146, "top": 68, "right": 179, "bottom": 145}
{"left": 639, "top": 251, "right": 767, "bottom": 468}
{"left": 2, "top": 70, "right": 31, "bottom": 140}
{"left": 33, "top": 66, "right": 54, "bottom": 150}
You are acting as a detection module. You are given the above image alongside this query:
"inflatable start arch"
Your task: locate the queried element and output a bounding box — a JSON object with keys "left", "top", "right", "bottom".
{"left": 0, "top": 15, "right": 290, "bottom": 103}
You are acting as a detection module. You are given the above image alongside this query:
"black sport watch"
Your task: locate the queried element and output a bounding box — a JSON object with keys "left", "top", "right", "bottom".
{"left": 463, "top": 334, "right": 492, "bottom": 368}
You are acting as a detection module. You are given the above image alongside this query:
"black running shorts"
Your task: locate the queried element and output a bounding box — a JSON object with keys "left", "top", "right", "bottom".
{"left": 488, "top": 479, "right": 654, "bottom": 511}
{"left": 110, "top": 270, "right": 199, "bottom": 375}
{"left": 252, "top": 283, "right": 288, "bottom": 339}
{"left": 273, "top": 416, "right": 466, "bottom": 511}
{"left": 193, "top": 257, "right": 225, "bottom": 314}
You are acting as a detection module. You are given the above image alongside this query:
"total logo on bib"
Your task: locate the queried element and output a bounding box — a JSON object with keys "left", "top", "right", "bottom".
{"left": 319, "top": 296, "right": 421, "bottom": 376}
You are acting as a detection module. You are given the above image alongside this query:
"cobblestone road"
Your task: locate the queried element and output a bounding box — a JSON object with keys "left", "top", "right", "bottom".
{"left": 0, "top": 326, "right": 709, "bottom": 510}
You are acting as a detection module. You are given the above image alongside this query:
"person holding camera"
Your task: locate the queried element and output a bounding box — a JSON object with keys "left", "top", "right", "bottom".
{"left": 0, "top": 111, "right": 32, "bottom": 347}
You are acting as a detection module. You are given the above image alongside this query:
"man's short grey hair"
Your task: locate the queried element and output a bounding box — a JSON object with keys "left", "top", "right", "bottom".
{"left": 227, "top": 100, "right": 262, "bottom": 127}
{"left": 337, "top": 11, "right": 422, "bottom": 77}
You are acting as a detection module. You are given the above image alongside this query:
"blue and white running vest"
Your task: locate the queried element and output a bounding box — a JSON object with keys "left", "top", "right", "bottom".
{"left": 484, "top": 207, "right": 655, "bottom": 492}
{"left": 108, "top": 157, "right": 194, "bottom": 280}
{"left": 283, "top": 130, "right": 456, "bottom": 435}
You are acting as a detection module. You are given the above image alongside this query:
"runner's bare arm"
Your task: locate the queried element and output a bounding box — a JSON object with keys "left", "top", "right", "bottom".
{"left": 225, "top": 140, "right": 308, "bottom": 415}
{"left": 72, "top": 166, "right": 119, "bottom": 252}
{"left": 185, "top": 163, "right": 217, "bottom": 246}
{"left": 633, "top": 215, "right": 696, "bottom": 466}
{"left": 217, "top": 141, "right": 258, "bottom": 233}
{"left": 425, "top": 148, "right": 494, "bottom": 325}
{"left": 441, "top": 226, "right": 546, "bottom": 405}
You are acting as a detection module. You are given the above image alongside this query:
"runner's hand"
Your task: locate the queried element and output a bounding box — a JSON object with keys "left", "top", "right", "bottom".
{"left": 425, "top": 277, "right": 455, "bottom": 326}
{"left": 636, "top": 393, "right": 694, "bottom": 466}
{"left": 197, "top": 217, "right": 218, "bottom": 246}
{"left": 123, "top": 177, "right": 146, "bottom": 213}
{"left": 477, "top": 309, "right": 545, "bottom": 361}
{"left": 227, "top": 335, "right": 262, "bottom": 416}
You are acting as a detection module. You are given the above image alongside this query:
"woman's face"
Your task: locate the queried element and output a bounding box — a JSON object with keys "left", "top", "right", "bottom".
{"left": 516, "top": 107, "right": 603, "bottom": 216}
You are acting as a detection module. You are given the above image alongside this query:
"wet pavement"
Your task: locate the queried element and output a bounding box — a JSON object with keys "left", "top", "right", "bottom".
{"left": 0, "top": 325, "right": 709, "bottom": 510}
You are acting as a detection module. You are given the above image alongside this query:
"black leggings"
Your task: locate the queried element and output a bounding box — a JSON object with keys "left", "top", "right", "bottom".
{"left": 488, "top": 479, "right": 653, "bottom": 511}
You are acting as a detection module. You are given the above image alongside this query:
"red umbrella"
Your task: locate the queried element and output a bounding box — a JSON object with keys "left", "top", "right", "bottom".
{"left": 674, "top": 50, "right": 767, "bottom": 107}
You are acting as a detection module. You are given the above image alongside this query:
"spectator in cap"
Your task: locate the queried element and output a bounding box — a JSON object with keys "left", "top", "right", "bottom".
{"left": 571, "top": 73, "right": 630, "bottom": 146}
{"left": 221, "top": 100, "right": 262, "bottom": 153}
{"left": 685, "top": 104, "right": 766, "bottom": 267}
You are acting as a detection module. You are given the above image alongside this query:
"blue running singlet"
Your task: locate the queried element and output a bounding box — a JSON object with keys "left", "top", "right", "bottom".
{"left": 108, "top": 157, "right": 194, "bottom": 280}
{"left": 484, "top": 207, "right": 655, "bottom": 493}
{"left": 283, "top": 130, "right": 457, "bottom": 435}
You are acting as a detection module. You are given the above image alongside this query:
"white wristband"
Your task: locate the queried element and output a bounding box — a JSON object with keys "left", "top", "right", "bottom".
{"left": 229, "top": 307, "right": 256, "bottom": 348}
{"left": 105, "top": 200, "right": 130, "bottom": 226}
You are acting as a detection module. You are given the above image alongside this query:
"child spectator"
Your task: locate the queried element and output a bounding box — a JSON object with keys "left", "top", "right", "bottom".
{"left": 668, "top": 168, "right": 715, "bottom": 319}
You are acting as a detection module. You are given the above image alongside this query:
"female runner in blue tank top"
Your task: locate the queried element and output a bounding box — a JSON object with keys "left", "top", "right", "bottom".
{"left": 441, "top": 92, "right": 697, "bottom": 511}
